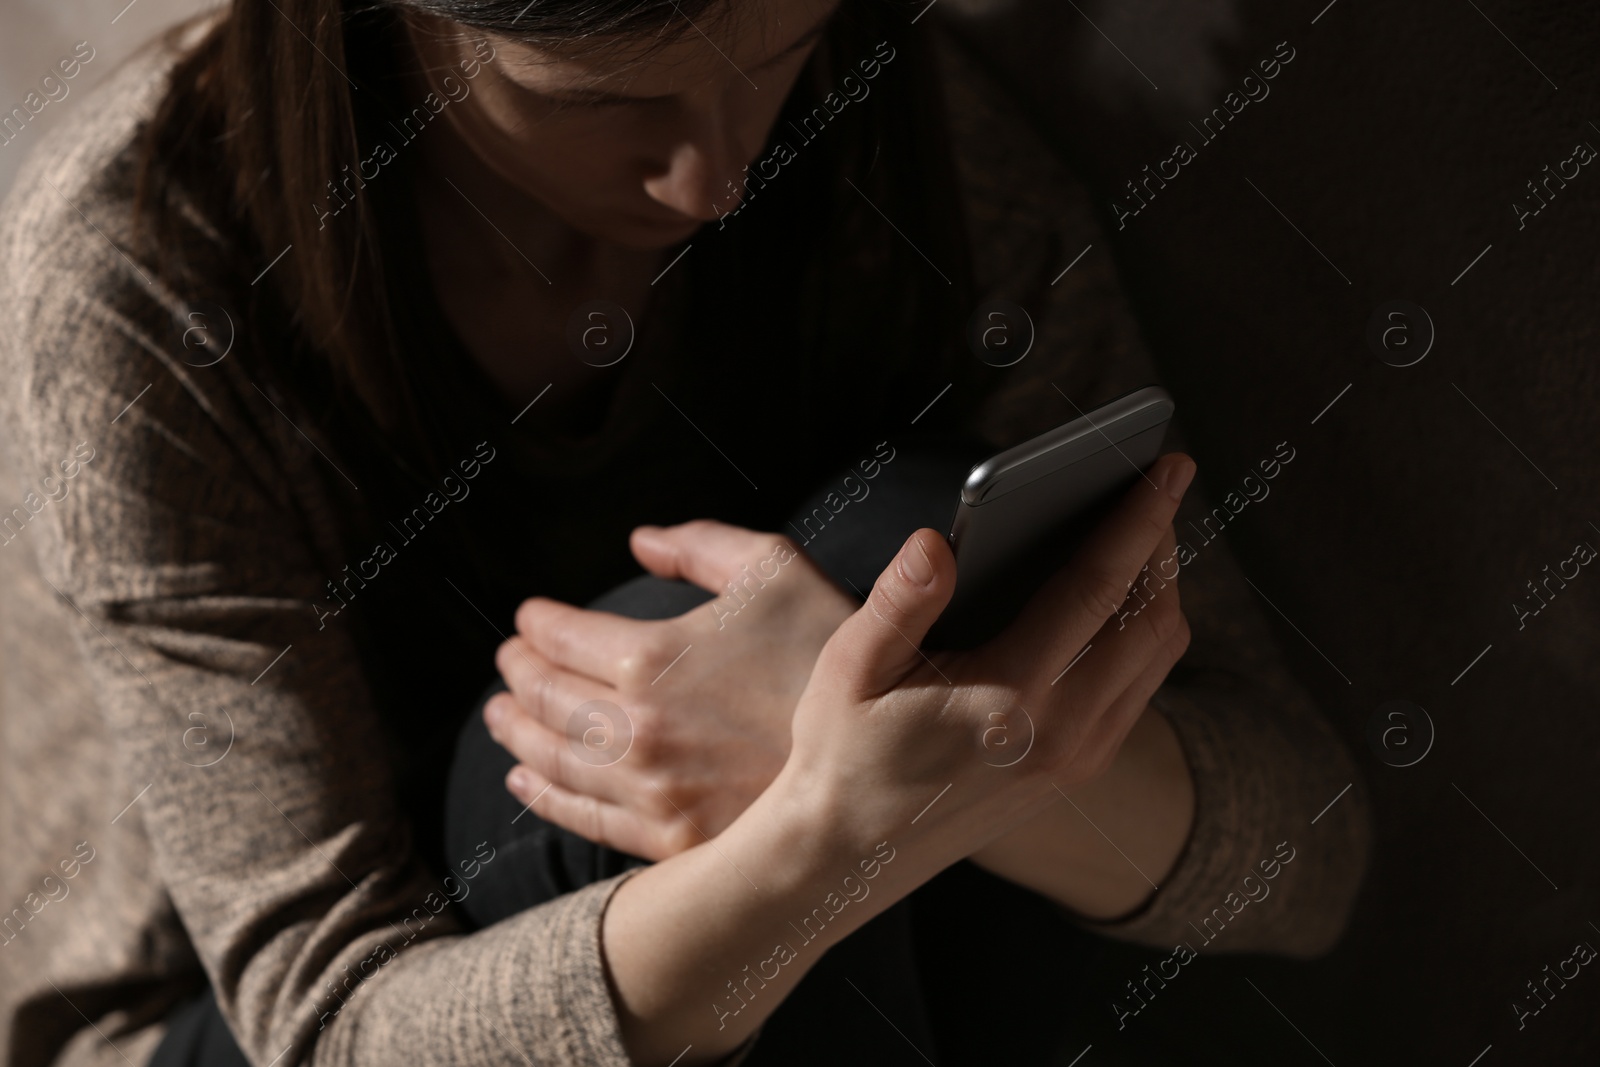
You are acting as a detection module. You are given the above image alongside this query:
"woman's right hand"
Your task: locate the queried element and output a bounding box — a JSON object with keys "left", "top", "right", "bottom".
{"left": 776, "top": 451, "right": 1198, "bottom": 882}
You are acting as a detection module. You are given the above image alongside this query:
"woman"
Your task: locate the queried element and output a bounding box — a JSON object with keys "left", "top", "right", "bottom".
{"left": 0, "top": 1, "right": 1367, "bottom": 1065}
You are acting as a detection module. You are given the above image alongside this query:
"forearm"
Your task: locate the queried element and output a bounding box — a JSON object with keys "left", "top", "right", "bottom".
{"left": 968, "top": 704, "right": 1195, "bottom": 919}
{"left": 601, "top": 769, "right": 919, "bottom": 1066}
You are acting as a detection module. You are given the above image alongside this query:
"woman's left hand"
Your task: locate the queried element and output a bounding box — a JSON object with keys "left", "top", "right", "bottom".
{"left": 484, "top": 519, "right": 857, "bottom": 861}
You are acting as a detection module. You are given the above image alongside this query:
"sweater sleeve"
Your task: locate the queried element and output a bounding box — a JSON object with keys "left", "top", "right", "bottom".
{"left": 1087, "top": 421, "right": 1371, "bottom": 958}
{"left": 933, "top": 25, "right": 1370, "bottom": 958}
{"left": 0, "top": 181, "right": 644, "bottom": 1067}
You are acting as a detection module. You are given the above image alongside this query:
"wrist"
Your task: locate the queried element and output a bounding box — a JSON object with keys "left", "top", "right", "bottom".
{"left": 741, "top": 760, "right": 944, "bottom": 908}
{"left": 600, "top": 777, "right": 905, "bottom": 1063}
{"left": 730, "top": 764, "right": 884, "bottom": 889}
{"left": 961, "top": 706, "right": 1196, "bottom": 919}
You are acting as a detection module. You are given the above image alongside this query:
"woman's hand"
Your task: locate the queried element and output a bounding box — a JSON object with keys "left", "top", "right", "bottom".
{"left": 485, "top": 519, "right": 856, "bottom": 861}
{"left": 595, "top": 453, "right": 1196, "bottom": 1065}
{"left": 777, "top": 452, "right": 1198, "bottom": 881}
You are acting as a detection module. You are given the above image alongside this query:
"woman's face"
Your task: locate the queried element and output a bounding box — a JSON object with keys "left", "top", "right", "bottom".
{"left": 408, "top": 0, "right": 841, "bottom": 249}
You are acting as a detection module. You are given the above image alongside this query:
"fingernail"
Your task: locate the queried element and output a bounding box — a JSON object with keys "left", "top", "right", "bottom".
{"left": 1161, "top": 457, "right": 1196, "bottom": 502}
{"left": 507, "top": 767, "right": 531, "bottom": 796}
{"left": 484, "top": 698, "right": 505, "bottom": 733}
{"left": 899, "top": 534, "right": 935, "bottom": 587}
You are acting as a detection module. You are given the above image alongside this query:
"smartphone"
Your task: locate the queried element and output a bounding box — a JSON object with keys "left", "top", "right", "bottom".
{"left": 925, "top": 385, "right": 1175, "bottom": 649}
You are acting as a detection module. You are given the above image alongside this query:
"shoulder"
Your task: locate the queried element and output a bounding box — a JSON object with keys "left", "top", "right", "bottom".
{"left": 928, "top": 23, "right": 1155, "bottom": 448}
{"left": 929, "top": 22, "right": 1103, "bottom": 293}
{"left": 0, "top": 17, "right": 227, "bottom": 414}
{"left": 0, "top": 18, "right": 335, "bottom": 600}
{"left": 0, "top": 24, "right": 193, "bottom": 301}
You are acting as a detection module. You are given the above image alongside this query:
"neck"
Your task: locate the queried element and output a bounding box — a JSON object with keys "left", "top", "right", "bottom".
{"left": 411, "top": 110, "right": 602, "bottom": 284}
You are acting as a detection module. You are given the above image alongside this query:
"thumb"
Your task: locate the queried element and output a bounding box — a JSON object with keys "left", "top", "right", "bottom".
{"left": 630, "top": 520, "right": 786, "bottom": 595}
{"left": 826, "top": 528, "right": 956, "bottom": 698}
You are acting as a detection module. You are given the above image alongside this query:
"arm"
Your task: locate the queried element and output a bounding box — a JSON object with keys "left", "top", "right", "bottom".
{"left": 596, "top": 782, "right": 904, "bottom": 1063}
{"left": 599, "top": 457, "right": 1202, "bottom": 1063}
{"left": 933, "top": 25, "right": 1369, "bottom": 956}
{"left": 490, "top": 499, "right": 1356, "bottom": 957}
{"left": 961, "top": 435, "right": 1367, "bottom": 955}
{"left": 1, "top": 256, "right": 774, "bottom": 1066}
{"left": 967, "top": 704, "right": 1195, "bottom": 921}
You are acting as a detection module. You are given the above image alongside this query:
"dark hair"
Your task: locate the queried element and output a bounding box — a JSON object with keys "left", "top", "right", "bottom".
{"left": 134, "top": 0, "right": 979, "bottom": 492}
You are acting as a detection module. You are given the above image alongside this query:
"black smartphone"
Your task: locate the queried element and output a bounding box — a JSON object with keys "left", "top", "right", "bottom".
{"left": 925, "top": 385, "right": 1175, "bottom": 649}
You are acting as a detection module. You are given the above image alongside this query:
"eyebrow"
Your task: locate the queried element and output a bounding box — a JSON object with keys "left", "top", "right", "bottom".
{"left": 540, "top": 10, "right": 834, "bottom": 105}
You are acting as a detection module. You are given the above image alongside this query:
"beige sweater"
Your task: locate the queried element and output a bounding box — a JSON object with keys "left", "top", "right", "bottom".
{"left": 0, "top": 16, "right": 1367, "bottom": 1067}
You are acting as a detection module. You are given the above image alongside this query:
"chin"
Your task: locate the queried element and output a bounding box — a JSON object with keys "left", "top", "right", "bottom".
{"left": 562, "top": 203, "right": 702, "bottom": 248}
{"left": 548, "top": 192, "right": 708, "bottom": 249}
{"left": 610, "top": 217, "right": 706, "bottom": 249}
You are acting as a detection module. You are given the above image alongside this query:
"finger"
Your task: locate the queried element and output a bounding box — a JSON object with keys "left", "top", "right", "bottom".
{"left": 1098, "top": 518, "right": 1182, "bottom": 648}
{"left": 1048, "top": 521, "right": 1185, "bottom": 733}
{"left": 1145, "top": 517, "right": 1182, "bottom": 587}
{"left": 1084, "top": 608, "right": 1190, "bottom": 763}
{"left": 504, "top": 765, "right": 670, "bottom": 861}
{"left": 1087, "top": 517, "right": 1182, "bottom": 662}
{"left": 630, "top": 519, "right": 795, "bottom": 596}
{"left": 492, "top": 639, "right": 616, "bottom": 734}
{"left": 824, "top": 528, "right": 956, "bottom": 699}
{"left": 513, "top": 596, "right": 654, "bottom": 685}
{"left": 496, "top": 634, "right": 557, "bottom": 694}
{"left": 485, "top": 695, "right": 634, "bottom": 806}
{"left": 1000, "top": 452, "right": 1195, "bottom": 671}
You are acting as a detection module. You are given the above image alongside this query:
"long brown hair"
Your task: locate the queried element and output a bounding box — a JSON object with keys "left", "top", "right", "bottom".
{"left": 134, "top": 0, "right": 980, "bottom": 491}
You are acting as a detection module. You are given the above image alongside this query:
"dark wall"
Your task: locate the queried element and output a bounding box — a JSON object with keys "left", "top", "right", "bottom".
{"left": 945, "top": 0, "right": 1599, "bottom": 1061}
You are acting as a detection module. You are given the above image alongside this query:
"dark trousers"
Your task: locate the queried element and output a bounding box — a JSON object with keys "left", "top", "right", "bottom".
{"left": 152, "top": 441, "right": 1100, "bottom": 1066}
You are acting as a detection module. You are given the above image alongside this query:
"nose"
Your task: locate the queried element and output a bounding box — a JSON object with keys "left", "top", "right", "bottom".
{"left": 642, "top": 97, "right": 755, "bottom": 222}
